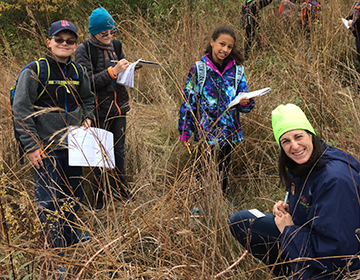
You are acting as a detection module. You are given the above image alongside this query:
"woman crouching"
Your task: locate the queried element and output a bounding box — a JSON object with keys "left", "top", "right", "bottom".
{"left": 229, "top": 103, "right": 360, "bottom": 279}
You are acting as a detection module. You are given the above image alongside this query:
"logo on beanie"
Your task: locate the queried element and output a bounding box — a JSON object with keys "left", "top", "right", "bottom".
{"left": 61, "top": 20, "right": 70, "bottom": 27}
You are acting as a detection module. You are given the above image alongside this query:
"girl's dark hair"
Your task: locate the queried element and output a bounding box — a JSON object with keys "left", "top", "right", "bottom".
{"left": 204, "top": 26, "right": 244, "bottom": 65}
{"left": 278, "top": 132, "right": 326, "bottom": 189}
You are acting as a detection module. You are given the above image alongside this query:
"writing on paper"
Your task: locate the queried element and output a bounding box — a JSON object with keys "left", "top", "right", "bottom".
{"left": 68, "top": 126, "right": 115, "bottom": 169}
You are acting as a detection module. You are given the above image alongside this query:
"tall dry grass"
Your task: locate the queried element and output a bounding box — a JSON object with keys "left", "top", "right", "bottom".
{"left": 1, "top": 0, "right": 360, "bottom": 279}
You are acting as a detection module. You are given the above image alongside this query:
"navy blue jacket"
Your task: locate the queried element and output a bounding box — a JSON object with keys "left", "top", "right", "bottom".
{"left": 282, "top": 142, "right": 360, "bottom": 279}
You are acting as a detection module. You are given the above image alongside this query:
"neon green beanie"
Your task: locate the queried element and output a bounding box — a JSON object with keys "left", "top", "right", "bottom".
{"left": 271, "top": 104, "right": 315, "bottom": 146}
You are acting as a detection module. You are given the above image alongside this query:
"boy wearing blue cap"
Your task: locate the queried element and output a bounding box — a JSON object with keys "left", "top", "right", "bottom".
{"left": 76, "top": 7, "right": 131, "bottom": 210}
{"left": 12, "top": 20, "right": 95, "bottom": 254}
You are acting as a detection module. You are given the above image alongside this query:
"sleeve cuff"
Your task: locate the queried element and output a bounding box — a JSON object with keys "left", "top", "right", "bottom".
{"left": 239, "top": 99, "right": 254, "bottom": 107}
{"left": 179, "top": 134, "right": 190, "bottom": 142}
{"left": 108, "top": 67, "right": 117, "bottom": 79}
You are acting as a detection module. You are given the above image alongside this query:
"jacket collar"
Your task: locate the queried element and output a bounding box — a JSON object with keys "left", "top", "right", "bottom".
{"left": 201, "top": 54, "right": 236, "bottom": 76}
{"left": 45, "top": 53, "right": 72, "bottom": 66}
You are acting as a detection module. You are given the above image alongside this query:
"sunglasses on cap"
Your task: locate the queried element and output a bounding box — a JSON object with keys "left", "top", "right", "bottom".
{"left": 52, "top": 37, "right": 77, "bottom": 45}
{"left": 99, "top": 29, "right": 117, "bottom": 37}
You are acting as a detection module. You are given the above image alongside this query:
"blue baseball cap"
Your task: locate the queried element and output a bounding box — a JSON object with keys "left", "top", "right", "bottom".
{"left": 48, "top": 20, "right": 78, "bottom": 38}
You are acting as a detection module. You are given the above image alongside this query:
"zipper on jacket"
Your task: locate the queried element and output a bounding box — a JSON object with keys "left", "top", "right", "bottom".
{"left": 63, "top": 66, "right": 68, "bottom": 121}
{"left": 114, "top": 91, "right": 121, "bottom": 116}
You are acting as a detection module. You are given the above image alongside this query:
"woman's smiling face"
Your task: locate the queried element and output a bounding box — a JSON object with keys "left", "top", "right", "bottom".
{"left": 94, "top": 29, "right": 116, "bottom": 45}
{"left": 279, "top": 130, "right": 314, "bottom": 164}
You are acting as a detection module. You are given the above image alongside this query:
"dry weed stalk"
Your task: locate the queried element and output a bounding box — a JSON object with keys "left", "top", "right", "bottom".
{"left": 214, "top": 250, "right": 248, "bottom": 278}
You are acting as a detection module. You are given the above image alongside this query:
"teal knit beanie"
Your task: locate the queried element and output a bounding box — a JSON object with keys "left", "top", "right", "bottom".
{"left": 88, "top": 8, "right": 115, "bottom": 35}
{"left": 271, "top": 104, "right": 315, "bottom": 146}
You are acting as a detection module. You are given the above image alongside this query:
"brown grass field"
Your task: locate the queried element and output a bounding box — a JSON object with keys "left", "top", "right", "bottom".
{"left": 1, "top": 0, "right": 360, "bottom": 279}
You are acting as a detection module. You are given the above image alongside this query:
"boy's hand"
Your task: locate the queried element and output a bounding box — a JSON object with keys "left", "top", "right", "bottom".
{"left": 28, "top": 148, "right": 44, "bottom": 169}
{"left": 82, "top": 119, "right": 92, "bottom": 129}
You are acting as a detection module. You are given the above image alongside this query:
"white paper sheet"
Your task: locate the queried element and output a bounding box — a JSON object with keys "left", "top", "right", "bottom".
{"left": 228, "top": 87, "right": 271, "bottom": 108}
{"left": 68, "top": 126, "right": 115, "bottom": 169}
{"left": 117, "top": 59, "right": 161, "bottom": 87}
{"left": 342, "top": 18, "right": 350, "bottom": 29}
{"left": 248, "top": 209, "right": 266, "bottom": 218}
{"left": 117, "top": 62, "right": 137, "bottom": 87}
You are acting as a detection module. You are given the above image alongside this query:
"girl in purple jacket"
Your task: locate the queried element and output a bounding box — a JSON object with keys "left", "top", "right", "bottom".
{"left": 178, "top": 26, "right": 255, "bottom": 197}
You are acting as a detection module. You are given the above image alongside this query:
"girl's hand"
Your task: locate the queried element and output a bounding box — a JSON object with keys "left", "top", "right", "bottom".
{"left": 82, "top": 119, "right": 92, "bottom": 129}
{"left": 112, "top": 59, "right": 130, "bottom": 75}
{"left": 181, "top": 140, "right": 192, "bottom": 154}
{"left": 181, "top": 140, "right": 191, "bottom": 147}
{"left": 239, "top": 96, "right": 251, "bottom": 105}
{"left": 275, "top": 212, "right": 294, "bottom": 234}
{"left": 272, "top": 200, "right": 290, "bottom": 216}
{"left": 28, "top": 148, "right": 44, "bottom": 169}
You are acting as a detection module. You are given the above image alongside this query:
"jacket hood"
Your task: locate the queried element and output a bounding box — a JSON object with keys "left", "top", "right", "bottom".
{"left": 201, "top": 54, "right": 236, "bottom": 74}
{"left": 321, "top": 143, "right": 360, "bottom": 173}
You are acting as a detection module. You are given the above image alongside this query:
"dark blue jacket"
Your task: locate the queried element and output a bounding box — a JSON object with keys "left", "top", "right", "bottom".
{"left": 282, "top": 142, "right": 360, "bottom": 279}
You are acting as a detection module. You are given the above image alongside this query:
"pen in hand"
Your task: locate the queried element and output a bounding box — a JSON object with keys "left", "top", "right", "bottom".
{"left": 185, "top": 142, "right": 192, "bottom": 155}
{"left": 284, "top": 191, "right": 289, "bottom": 204}
{"left": 39, "top": 140, "right": 54, "bottom": 156}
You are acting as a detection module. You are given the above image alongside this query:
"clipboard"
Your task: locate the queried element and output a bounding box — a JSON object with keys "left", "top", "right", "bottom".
{"left": 137, "top": 60, "right": 162, "bottom": 69}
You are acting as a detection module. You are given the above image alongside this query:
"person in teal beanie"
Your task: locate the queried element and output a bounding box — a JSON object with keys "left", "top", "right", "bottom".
{"left": 230, "top": 104, "right": 360, "bottom": 279}
{"left": 88, "top": 7, "right": 115, "bottom": 35}
{"left": 75, "top": 7, "right": 131, "bottom": 210}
